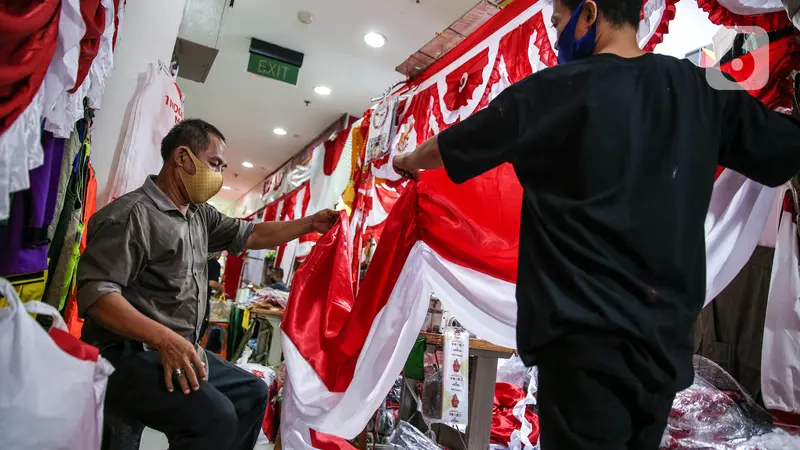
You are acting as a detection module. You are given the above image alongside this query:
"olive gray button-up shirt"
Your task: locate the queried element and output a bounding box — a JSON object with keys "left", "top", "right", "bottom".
{"left": 77, "top": 176, "right": 254, "bottom": 349}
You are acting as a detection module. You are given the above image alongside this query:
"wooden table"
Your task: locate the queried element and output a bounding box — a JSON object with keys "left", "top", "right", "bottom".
{"left": 405, "top": 332, "right": 514, "bottom": 450}
{"left": 250, "top": 307, "right": 284, "bottom": 367}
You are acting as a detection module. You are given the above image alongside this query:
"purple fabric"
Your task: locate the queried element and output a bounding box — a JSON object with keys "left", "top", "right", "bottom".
{"left": 0, "top": 132, "right": 67, "bottom": 276}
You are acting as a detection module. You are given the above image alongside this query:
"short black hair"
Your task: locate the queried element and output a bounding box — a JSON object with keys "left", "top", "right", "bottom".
{"left": 272, "top": 267, "right": 284, "bottom": 278}
{"left": 160, "top": 118, "right": 226, "bottom": 161}
{"left": 561, "top": 0, "right": 641, "bottom": 28}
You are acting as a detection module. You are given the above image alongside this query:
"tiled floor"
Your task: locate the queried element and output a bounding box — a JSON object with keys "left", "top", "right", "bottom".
{"left": 140, "top": 428, "right": 273, "bottom": 450}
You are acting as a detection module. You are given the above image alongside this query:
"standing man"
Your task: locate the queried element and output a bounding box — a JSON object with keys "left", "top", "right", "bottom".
{"left": 77, "top": 119, "right": 337, "bottom": 450}
{"left": 394, "top": 0, "right": 800, "bottom": 448}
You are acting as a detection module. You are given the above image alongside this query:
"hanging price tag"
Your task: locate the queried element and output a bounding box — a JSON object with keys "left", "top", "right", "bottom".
{"left": 442, "top": 326, "right": 469, "bottom": 425}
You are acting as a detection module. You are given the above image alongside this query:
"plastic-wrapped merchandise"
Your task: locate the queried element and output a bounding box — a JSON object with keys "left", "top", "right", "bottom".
{"left": 497, "top": 355, "right": 530, "bottom": 388}
{"left": 388, "top": 421, "right": 441, "bottom": 450}
{"left": 660, "top": 357, "right": 800, "bottom": 449}
{"left": 386, "top": 376, "right": 402, "bottom": 406}
{"left": 422, "top": 368, "right": 443, "bottom": 420}
{"left": 663, "top": 376, "right": 760, "bottom": 448}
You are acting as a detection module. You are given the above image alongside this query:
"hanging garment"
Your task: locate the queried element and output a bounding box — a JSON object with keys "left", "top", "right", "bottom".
{"left": 0, "top": 132, "right": 66, "bottom": 277}
{"left": 0, "top": 0, "right": 60, "bottom": 221}
{"left": 45, "top": 141, "right": 89, "bottom": 308}
{"left": 105, "top": 62, "right": 184, "bottom": 203}
{"left": 44, "top": 0, "right": 111, "bottom": 138}
{"left": 695, "top": 245, "right": 776, "bottom": 401}
{"left": 48, "top": 128, "right": 82, "bottom": 242}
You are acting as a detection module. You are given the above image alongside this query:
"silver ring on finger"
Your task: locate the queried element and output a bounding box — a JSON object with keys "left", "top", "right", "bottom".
{"left": 174, "top": 368, "right": 183, "bottom": 377}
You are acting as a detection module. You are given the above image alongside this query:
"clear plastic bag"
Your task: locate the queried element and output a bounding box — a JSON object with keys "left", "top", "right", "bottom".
{"left": 661, "top": 356, "right": 777, "bottom": 449}
{"left": 497, "top": 355, "right": 530, "bottom": 388}
{"left": 422, "top": 368, "right": 443, "bottom": 421}
{"left": 388, "top": 421, "right": 440, "bottom": 450}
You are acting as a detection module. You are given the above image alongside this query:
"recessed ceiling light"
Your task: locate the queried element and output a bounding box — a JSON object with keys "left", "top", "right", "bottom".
{"left": 273, "top": 127, "right": 287, "bottom": 136}
{"left": 314, "top": 86, "right": 331, "bottom": 96}
{"left": 364, "top": 32, "right": 386, "bottom": 48}
{"left": 222, "top": 185, "right": 232, "bottom": 191}
{"left": 242, "top": 161, "right": 254, "bottom": 168}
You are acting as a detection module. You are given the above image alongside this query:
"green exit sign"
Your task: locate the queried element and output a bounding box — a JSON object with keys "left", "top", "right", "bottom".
{"left": 247, "top": 54, "right": 300, "bottom": 85}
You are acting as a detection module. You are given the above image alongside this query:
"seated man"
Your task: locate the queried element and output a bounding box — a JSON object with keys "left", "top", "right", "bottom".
{"left": 267, "top": 267, "right": 289, "bottom": 292}
{"left": 77, "top": 119, "right": 336, "bottom": 450}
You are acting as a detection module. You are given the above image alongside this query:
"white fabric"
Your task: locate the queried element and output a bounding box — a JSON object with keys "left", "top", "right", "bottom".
{"left": 0, "top": 278, "right": 114, "bottom": 450}
{"left": 509, "top": 367, "right": 538, "bottom": 450}
{"left": 42, "top": 0, "right": 84, "bottom": 120}
{"left": 717, "top": 0, "right": 785, "bottom": 16}
{"left": 86, "top": 0, "right": 118, "bottom": 109}
{"left": 106, "top": 63, "right": 184, "bottom": 202}
{"left": 0, "top": 84, "right": 45, "bottom": 220}
{"left": 758, "top": 184, "right": 789, "bottom": 247}
{"left": 45, "top": 0, "right": 118, "bottom": 138}
{"left": 704, "top": 170, "right": 776, "bottom": 306}
{"left": 637, "top": 0, "right": 668, "bottom": 48}
{"left": 762, "top": 206, "right": 800, "bottom": 414}
{"left": 277, "top": 186, "right": 308, "bottom": 282}
{"left": 308, "top": 122, "right": 358, "bottom": 215}
{"left": 281, "top": 242, "right": 433, "bottom": 440}
{"left": 242, "top": 217, "right": 266, "bottom": 285}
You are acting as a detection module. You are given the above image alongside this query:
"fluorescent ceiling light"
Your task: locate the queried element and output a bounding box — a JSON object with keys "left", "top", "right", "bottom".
{"left": 273, "top": 127, "right": 287, "bottom": 136}
{"left": 222, "top": 185, "right": 232, "bottom": 191}
{"left": 314, "top": 86, "right": 332, "bottom": 96}
{"left": 364, "top": 32, "right": 386, "bottom": 48}
{"left": 242, "top": 161, "right": 254, "bottom": 168}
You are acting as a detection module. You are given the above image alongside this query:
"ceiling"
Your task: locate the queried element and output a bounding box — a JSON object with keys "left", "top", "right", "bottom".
{"left": 178, "top": 0, "right": 482, "bottom": 206}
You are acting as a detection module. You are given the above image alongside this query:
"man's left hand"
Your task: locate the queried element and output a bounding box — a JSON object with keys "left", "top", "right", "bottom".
{"left": 310, "top": 209, "right": 338, "bottom": 234}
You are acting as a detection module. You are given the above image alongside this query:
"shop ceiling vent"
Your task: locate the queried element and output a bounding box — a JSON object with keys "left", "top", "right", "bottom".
{"left": 172, "top": 0, "right": 232, "bottom": 83}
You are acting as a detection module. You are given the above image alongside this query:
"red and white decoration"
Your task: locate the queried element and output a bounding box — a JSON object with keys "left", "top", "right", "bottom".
{"left": 273, "top": 0, "right": 800, "bottom": 446}
{"left": 0, "top": 0, "right": 126, "bottom": 220}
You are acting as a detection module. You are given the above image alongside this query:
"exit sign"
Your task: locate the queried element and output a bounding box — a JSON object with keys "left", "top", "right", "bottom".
{"left": 247, "top": 54, "right": 300, "bottom": 85}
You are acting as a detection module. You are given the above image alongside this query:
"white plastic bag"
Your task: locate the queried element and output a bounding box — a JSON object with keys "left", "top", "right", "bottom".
{"left": 762, "top": 203, "right": 800, "bottom": 414}
{"left": 0, "top": 278, "right": 114, "bottom": 450}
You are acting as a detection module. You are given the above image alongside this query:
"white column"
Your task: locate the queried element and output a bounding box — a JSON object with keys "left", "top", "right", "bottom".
{"left": 90, "top": 0, "right": 187, "bottom": 205}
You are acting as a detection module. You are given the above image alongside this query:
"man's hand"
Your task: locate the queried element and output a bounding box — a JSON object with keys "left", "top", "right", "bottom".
{"left": 393, "top": 153, "right": 420, "bottom": 181}
{"left": 310, "top": 209, "right": 338, "bottom": 234}
{"left": 153, "top": 328, "right": 208, "bottom": 394}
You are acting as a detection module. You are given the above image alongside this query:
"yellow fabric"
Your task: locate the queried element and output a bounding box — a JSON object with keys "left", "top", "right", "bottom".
{"left": 343, "top": 123, "right": 368, "bottom": 209}
{"left": 242, "top": 308, "right": 251, "bottom": 330}
{"left": 59, "top": 222, "right": 85, "bottom": 310}
{"left": 0, "top": 271, "right": 47, "bottom": 308}
{"left": 178, "top": 149, "right": 223, "bottom": 204}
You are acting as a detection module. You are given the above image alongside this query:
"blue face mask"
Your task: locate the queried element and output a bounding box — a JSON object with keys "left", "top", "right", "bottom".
{"left": 557, "top": 0, "right": 597, "bottom": 65}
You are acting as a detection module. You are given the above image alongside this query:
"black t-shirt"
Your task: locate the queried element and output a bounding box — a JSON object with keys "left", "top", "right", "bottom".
{"left": 438, "top": 53, "right": 800, "bottom": 390}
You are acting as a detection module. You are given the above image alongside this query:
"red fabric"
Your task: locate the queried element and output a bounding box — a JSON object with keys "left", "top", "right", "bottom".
{"left": 641, "top": 0, "right": 679, "bottom": 53}
{"left": 63, "top": 284, "right": 84, "bottom": 339}
{"left": 223, "top": 251, "right": 245, "bottom": 299}
{"left": 695, "top": 0, "right": 793, "bottom": 31}
{"left": 491, "top": 382, "right": 540, "bottom": 445}
{"left": 0, "top": 0, "right": 60, "bottom": 136}
{"left": 49, "top": 326, "right": 100, "bottom": 362}
{"left": 282, "top": 166, "right": 520, "bottom": 392}
{"left": 309, "top": 430, "right": 357, "bottom": 450}
{"left": 323, "top": 128, "right": 351, "bottom": 176}
{"left": 112, "top": 0, "right": 122, "bottom": 50}
{"left": 80, "top": 163, "right": 98, "bottom": 252}
{"left": 443, "top": 48, "right": 490, "bottom": 111}
{"left": 69, "top": 0, "right": 106, "bottom": 93}
{"left": 718, "top": 35, "right": 798, "bottom": 111}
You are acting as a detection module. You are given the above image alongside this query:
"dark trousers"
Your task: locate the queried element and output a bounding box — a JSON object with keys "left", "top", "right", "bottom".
{"left": 103, "top": 342, "right": 268, "bottom": 450}
{"left": 536, "top": 336, "right": 676, "bottom": 450}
